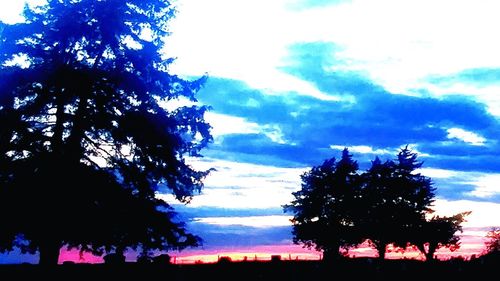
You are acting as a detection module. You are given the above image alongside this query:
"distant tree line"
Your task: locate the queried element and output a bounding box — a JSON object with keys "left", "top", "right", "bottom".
{"left": 284, "top": 147, "right": 470, "bottom": 262}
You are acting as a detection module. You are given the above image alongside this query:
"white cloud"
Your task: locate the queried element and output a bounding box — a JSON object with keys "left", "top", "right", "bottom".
{"left": 8, "top": 0, "right": 500, "bottom": 113}
{"left": 319, "top": 1, "right": 500, "bottom": 89}
{"left": 205, "top": 112, "right": 261, "bottom": 137}
{"left": 164, "top": 0, "right": 500, "bottom": 114}
{"left": 434, "top": 198, "right": 500, "bottom": 228}
{"left": 164, "top": 0, "right": 342, "bottom": 101}
{"left": 158, "top": 158, "right": 307, "bottom": 209}
{"left": 417, "top": 168, "right": 459, "bottom": 179}
{"left": 330, "top": 144, "right": 431, "bottom": 157}
{"left": 446, "top": 127, "right": 486, "bottom": 146}
{"left": 0, "top": 0, "right": 46, "bottom": 24}
{"left": 418, "top": 168, "right": 500, "bottom": 199}
{"left": 330, "top": 145, "right": 391, "bottom": 154}
{"left": 162, "top": 157, "right": 500, "bottom": 210}
{"left": 192, "top": 215, "right": 292, "bottom": 228}
{"left": 464, "top": 174, "right": 500, "bottom": 198}
{"left": 205, "top": 112, "right": 287, "bottom": 144}
{"left": 0, "top": 1, "right": 27, "bottom": 24}
{"left": 420, "top": 83, "right": 500, "bottom": 116}
{"left": 404, "top": 144, "right": 431, "bottom": 157}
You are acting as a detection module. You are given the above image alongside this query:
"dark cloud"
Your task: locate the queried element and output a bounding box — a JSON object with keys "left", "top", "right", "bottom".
{"left": 172, "top": 205, "right": 285, "bottom": 219}
{"left": 431, "top": 179, "right": 476, "bottom": 200}
{"left": 424, "top": 155, "right": 500, "bottom": 174}
{"left": 187, "top": 223, "right": 292, "bottom": 248}
{"left": 207, "top": 133, "right": 329, "bottom": 167}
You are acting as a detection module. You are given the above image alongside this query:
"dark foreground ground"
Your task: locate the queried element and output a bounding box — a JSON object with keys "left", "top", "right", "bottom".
{"left": 1, "top": 257, "right": 498, "bottom": 280}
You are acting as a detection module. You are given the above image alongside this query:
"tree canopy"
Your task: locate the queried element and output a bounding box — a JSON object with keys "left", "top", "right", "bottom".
{"left": 412, "top": 212, "right": 470, "bottom": 261}
{"left": 0, "top": 0, "right": 211, "bottom": 265}
{"left": 284, "top": 148, "right": 363, "bottom": 260}
{"left": 285, "top": 147, "right": 469, "bottom": 261}
{"left": 360, "top": 147, "right": 436, "bottom": 259}
{"left": 484, "top": 227, "right": 500, "bottom": 255}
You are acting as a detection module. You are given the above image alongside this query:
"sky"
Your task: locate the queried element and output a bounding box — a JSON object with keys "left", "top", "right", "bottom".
{"left": 2, "top": 0, "right": 500, "bottom": 263}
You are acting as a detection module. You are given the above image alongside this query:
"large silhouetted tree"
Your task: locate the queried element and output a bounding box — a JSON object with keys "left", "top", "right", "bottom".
{"left": 284, "top": 149, "right": 363, "bottom": 261}
{"left": 360, "top": 147, "right": 436, "bottom": 260}
{"left": 413, "top": 212, "right": 470, "bottom": 261}
{"left": 0, "top": 0, "right": 211, "bottom": 265}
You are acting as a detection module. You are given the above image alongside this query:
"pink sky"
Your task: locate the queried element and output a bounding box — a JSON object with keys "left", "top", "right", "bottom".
{"left": 58, "top": 234, "right": 488, "bottom": 264}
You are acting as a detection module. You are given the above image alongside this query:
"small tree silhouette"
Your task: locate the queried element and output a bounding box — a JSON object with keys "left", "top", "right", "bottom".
{"left": 0, "top": 0, "right": 211, "bottom": 265}
{"left": 413, "top": 212, "right": 470, "bottom": 262}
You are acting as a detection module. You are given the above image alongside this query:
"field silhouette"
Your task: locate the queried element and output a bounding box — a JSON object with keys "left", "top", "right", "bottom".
{"left": 1, "top": 254, "right": 499, "bottom": 280}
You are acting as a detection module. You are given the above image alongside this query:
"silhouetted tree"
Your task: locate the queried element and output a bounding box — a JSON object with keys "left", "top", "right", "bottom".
{"left": 284, "top": 149, "right": 363, "bottom": 261}
{"left": 360, "top": 147, "right": 435, "bottom": 259}
{"left": 358, "top": 157, "right": 396, "bottom": 259}
{"left": 0, "top": 0, "right": 211, "bottom": 265}
{"left": 413, "top": 212, "right": 470, "bottom": 261}
{"left": 484, "top": 227, "right": 500, "bottom": 254}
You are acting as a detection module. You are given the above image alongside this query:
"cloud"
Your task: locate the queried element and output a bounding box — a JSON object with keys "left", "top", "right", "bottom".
{"left": 196, "top": 43, "right": 500, "bottom": 174}
{"left": 434, "top": 199, "right": 500, "bottom": 228}
{"left": 205, "top": 112, "right": 287, "bottom": 144}
{"left": 287, "top": 0, "right": 346, "bottom": 10}
{"left": 171, "top": 205, "right": 286, "bottom": 219}
{"left": 428, "top": 68, "right": 500, "bottom": 87}
{"left": 464, "top": 174, "right": 500, "bottom": 199}
{"left": 165, "top": 0, "right": 500, "bottom": 118}
{"left": 165, "top": 0, "right": 342, "bottom": 101}
{"left": 158, "top": 157, "right": 307, "bottom": 209}
{"left": 330, "top": 145, "right": 391, "bottom": 155}
{"left": 187, "top": 223, "right": 293, "bottom": 248}
{"left": 418, "top": 168, "right": 500, "bottom": 201}
{"left": 446, "top": 128, "right": 486, "bottom": 146}
{"left": 308, "top": 1, "right": 500, "bottom": 98}
{"left": 205, "top": 112, "right": 261, "bottom": 137}
{"left": 193, "top": 215, "right": 292, "bottom": 228}
{"left": 0, "top": 0, "right": 47, "bottom": 24}
{"left": 0, "top": 2, "right": 25, "bottom": 24}
{"left": 423, "top": 68, "right": 500, "bottom": 117}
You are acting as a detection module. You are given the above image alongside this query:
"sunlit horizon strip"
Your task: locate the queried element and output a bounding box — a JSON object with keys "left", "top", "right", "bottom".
{"left": 55, "top": 234, "right": 488, "bottom": 265}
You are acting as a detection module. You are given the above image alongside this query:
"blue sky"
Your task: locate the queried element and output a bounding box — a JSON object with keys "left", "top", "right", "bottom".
{"left": 3, "top": 0, "right": 500, "bottom": 262}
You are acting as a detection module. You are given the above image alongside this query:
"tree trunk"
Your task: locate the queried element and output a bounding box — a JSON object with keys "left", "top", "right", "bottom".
{"left": 416, "top": 243, "right": 427, "bottom": 260}
{"left": 39, "top": 240, "right": 61, "bottom": 266}
{"left": 416, "top": 243, "right": 436, "bottom": 262}
{"left": 426, "top": 243, "right": 437, "bottom": 262}
{"left": 376, "top": 243, "right": 387, "bottom": 260}
{"left": 323, "top": 243, "right": 340, "bottom": 262}
{"left": 51, "top": 89, "right": 66, "bottom": 152}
